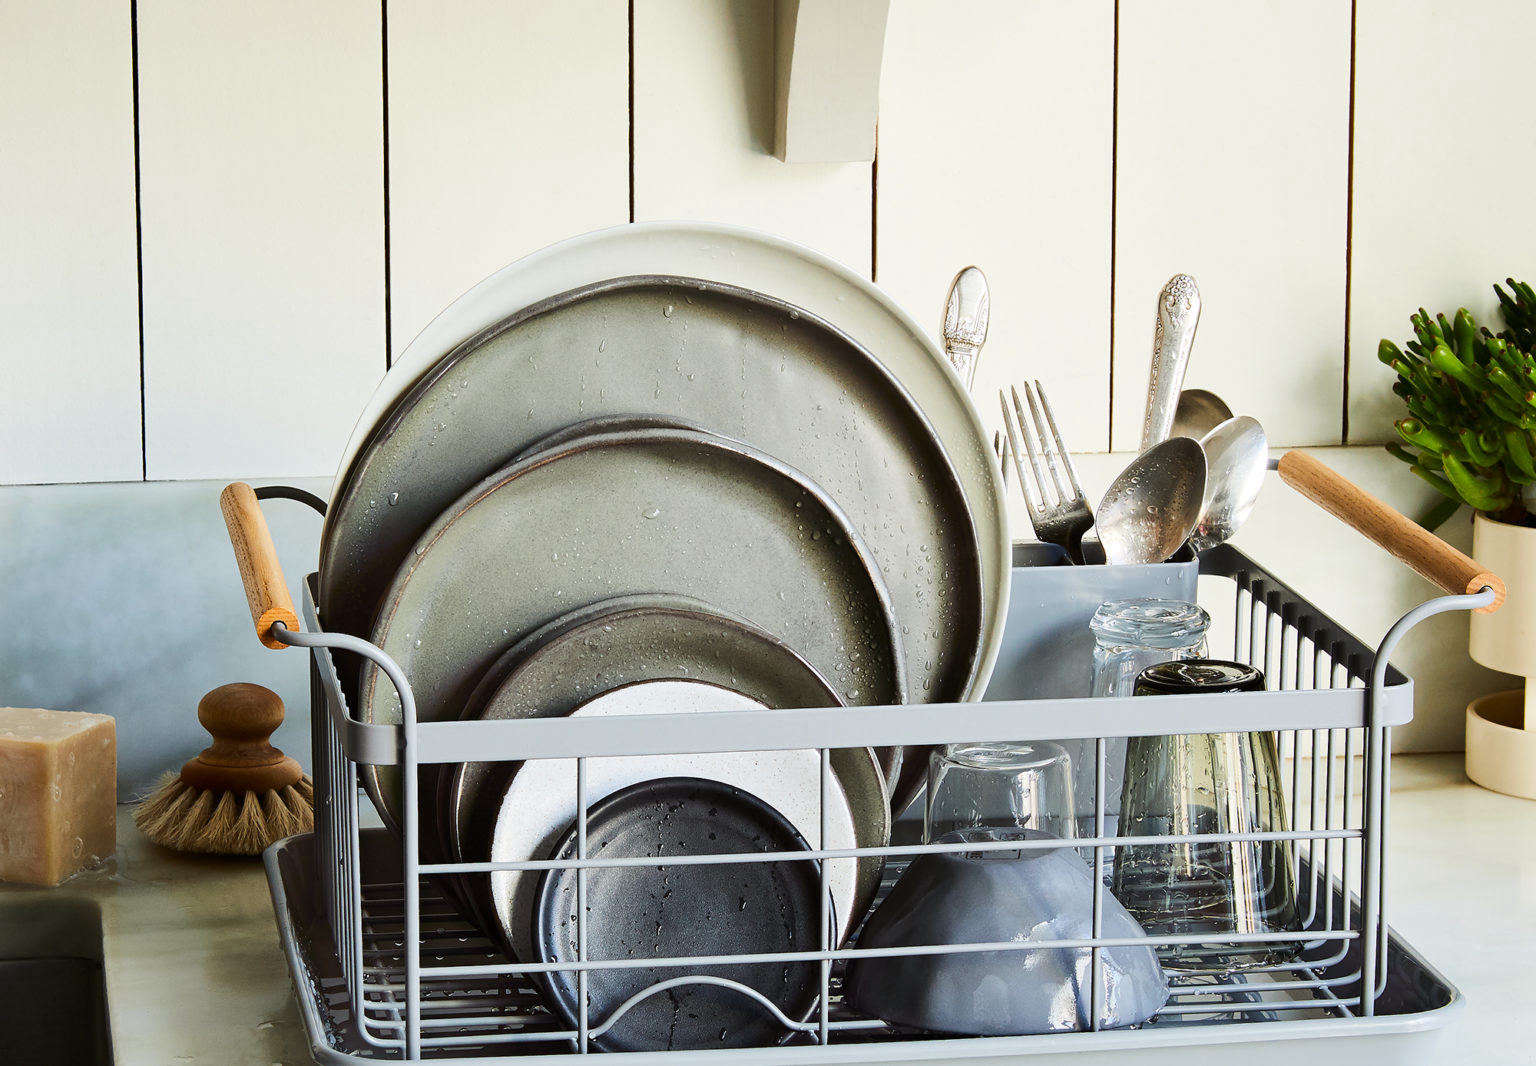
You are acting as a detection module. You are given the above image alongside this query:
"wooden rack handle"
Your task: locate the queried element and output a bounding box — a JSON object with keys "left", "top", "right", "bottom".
{"left": 1277, "top": 450, "right": 1505, "bottom": 613}
{"left": 220, "top": 482, "right": 299, "bottom": 648}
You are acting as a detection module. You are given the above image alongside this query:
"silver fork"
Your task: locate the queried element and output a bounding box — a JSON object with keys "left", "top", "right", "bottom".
{"left": 999, "top": 381, "right": 1094, "bottom": 563}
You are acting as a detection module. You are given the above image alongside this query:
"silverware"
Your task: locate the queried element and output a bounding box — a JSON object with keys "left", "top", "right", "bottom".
{"left": 1097, "top": 437, "right": 1207, "bottom": 565}
{"left": 942, "top": 266, "right": 990, "bottom": 390}
{"left": 944, "top": 267, "right": 1006, "bottom": 482}
{"left": 1190, "top": 415, "right": 1268, "bottom": 552}
{"left": 1000, "top": 382, "right": 1094, "bottom": 564}
{"left": 1171, "top": 388, "right": 1233, "bottom": 441}
{"left": 1140, "top": 274, "right": 1202, "bottom": 451}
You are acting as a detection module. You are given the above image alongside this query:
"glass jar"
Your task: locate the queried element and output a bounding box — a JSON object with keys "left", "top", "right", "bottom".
{"left": 1112, "top": 660, "right": 1301, "bottom": 973}
{"left": 1091, "top": 598, "right": 1211, "bottom": 699}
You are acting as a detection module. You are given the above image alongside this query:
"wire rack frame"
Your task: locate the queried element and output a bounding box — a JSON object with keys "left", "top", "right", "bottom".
{"left": 271, "top": 544, "right": 1489, "bottom": 1061}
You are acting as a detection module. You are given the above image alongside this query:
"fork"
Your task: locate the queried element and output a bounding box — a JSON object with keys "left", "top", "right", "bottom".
{"left": 999, "top": 381, "right": 1094, "bottom": 564}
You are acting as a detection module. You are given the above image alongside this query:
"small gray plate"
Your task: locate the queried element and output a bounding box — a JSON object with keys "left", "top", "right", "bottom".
{"left": 359, "top": 426, "right": 905, "bottom": 829}
{"left": 533, "top": 776, "right": 825, "bottom": 1052}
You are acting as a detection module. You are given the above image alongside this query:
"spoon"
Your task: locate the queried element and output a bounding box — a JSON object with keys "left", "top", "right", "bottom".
{"left": 1190, "top": 415, "right": 1268, "bottom": 552}
{"left": 942, "top": 265, "right": 999, "bottom": 480}
{"left": 1097, "top": 437, "right": 1207, "bottom": 565}
{"left": 1140, "top": 274, "right": 1202, "bottom": 451}
{"left": 1171, "top": 388, "right": 1234, "bottom": 441}
{"left": 941, "top": 265, "right": 990, "bottom": 390}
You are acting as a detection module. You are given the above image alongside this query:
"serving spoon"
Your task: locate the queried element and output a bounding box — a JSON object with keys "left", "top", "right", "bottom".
{"left": 1172, "top": 388, "right": 1234, "bottom": 441}
{"left": 1096, "top": 437, "right": 1207, "bottom": 565}
{"left": 1190, "top": 415, "right": 1268, "bottom": 552}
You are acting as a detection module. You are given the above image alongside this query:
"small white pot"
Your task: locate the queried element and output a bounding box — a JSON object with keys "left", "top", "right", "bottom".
{"left": 1466, "top": 513, "right": 1536, "bottom": 799}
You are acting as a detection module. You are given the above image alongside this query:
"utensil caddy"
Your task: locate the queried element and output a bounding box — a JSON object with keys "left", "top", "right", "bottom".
{"left": 229, "top": 453, "right": 1502, "bottom": 1064}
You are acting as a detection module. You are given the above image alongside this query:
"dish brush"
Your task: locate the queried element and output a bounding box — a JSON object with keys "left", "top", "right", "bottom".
{"left": 134, "top": 682, "right": 313, "bottom": 855}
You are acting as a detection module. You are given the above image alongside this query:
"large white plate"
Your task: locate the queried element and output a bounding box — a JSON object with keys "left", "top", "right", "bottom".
{"left": 325, "top": 221, "right": 1009, "bottom": 705}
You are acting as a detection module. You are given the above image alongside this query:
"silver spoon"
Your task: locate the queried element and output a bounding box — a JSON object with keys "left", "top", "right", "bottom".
{"left": 1141, "top": 274, "right": 1202, "bottom": 451}
{"left": 1190, "top": 415, "right": 1267, "bottom": 552}
{"left": 941, "top": 265, "right": 1002, "bottom": 481}
{"left": 941, "top": 265, "right": 990, "bottom": 390}
{"left": 1097, "top": 437, "right": 1207, "bottom": 565}
{"left": 1171, "top": 388, "right": 1234, "bottom": 441}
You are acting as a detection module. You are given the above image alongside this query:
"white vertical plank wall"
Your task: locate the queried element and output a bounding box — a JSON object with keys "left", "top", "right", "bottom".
{"left": 0, "top": 0, "right": 141, "bottom": 484}
{"left": 2, "top": 1, "right": 1533, "bottom": 751}
{"left": 1112, "top": 0, "right": 1351, "bottom": 451}
{"left": 877, "top": 0, "right": 1115, "bottom": 450}
{"left": 137, "top": 0, "right": 385, "bottom": 480}
{"left": 633, "top": 0, "right": 873, "bottom": 275}
{"left": 387, "top": 0, "right": 630, "bottom": 363}
{"left": 1349, "top": 0, "right": 1536, "bottom": 443}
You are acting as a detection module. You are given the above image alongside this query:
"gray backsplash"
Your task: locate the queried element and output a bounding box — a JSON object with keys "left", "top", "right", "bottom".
{"left": 0, "top": 478, "right": 329, "bottom": 796}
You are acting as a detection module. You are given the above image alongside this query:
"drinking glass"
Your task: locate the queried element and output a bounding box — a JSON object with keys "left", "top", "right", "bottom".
{"left": 1112, "top": 660, "right": 1301, "bottom": 972}
{"left": 1091, "top": 598, "right": 1210, "bottom": 698}
{"left": 1078, "top": 598, "right": 1210, "bottom": 848}
{"left": 924, "top": 741, "right": 1076, "bottom": 844}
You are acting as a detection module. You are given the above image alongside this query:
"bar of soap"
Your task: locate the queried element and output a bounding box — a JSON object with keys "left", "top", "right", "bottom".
{"left": 0, "top": 708, "right": 116, "bottom": 886}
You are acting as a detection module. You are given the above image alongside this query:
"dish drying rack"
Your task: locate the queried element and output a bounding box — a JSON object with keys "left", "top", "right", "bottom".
{"left": 227, "top": 458, "right": 1498, "bottom": 1064}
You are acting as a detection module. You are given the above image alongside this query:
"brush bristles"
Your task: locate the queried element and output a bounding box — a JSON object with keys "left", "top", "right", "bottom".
{"left": 132, "top": 771, "right": 315, "bottom": 855}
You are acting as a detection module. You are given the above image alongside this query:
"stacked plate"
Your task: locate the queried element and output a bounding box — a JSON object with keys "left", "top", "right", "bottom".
{"left": 317, "top": 223, "right": 1008, "bottom": 1051}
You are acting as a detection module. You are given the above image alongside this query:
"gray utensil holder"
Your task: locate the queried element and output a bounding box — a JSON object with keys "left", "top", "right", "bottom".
{"left": 983, "top": 542, "right": 1200, "bottom": 842}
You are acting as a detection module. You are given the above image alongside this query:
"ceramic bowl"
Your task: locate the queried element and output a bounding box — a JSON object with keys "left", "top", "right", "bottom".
{"left": 843, "top": 827, "right": 1168, "bottom": 1035}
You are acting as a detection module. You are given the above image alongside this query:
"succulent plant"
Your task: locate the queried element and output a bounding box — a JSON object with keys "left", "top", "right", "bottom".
{"left": 1378, "top": 278, "right": 1536, "bottom": 529}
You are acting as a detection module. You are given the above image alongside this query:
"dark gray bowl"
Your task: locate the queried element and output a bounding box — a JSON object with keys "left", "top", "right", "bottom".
{"left": 844, "top": 828, "right": 1168, "bottom": 1035}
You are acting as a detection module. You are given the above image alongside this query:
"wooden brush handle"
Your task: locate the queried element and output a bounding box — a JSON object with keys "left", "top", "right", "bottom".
{"left": 1277, "top": 450, "right": 1506, "bottom": 613}
{"left": 221, "top": 482, "right": 299, "bottom": 649}
{"left": 181, "top": 683, "right": 302, "bottom": 793}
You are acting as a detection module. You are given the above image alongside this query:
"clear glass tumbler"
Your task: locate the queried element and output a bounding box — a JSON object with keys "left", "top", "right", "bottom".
{"left": 1091, "top": 598, "right": 1211, "bottom": 698}
{"left": 924, "top": 741, "right": 1076, "bottom": 844}
{"left": 1079, "top": 599, "right": 1210, "bottom": 848}
{"left": 1112, "top": 660, "right": 1300, "bottom": 973}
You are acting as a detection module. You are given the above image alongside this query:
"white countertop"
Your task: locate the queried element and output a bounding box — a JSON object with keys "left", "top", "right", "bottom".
{"left": 1, "top": 752, "right": 1528, "bottom": 1065}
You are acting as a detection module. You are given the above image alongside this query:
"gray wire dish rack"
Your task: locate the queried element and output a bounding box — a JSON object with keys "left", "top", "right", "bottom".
{"left": 243, "top": 489, "right": 1491, "bottom": 1064}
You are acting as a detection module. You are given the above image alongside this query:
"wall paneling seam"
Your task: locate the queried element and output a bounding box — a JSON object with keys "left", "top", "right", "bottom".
{"left": 1106, "top": 0, "right": 1120, "bottom": 446}
{"left": 870, "top": 124, "right": 878, "bottom": 282}
{"left": 627, "top": 0, "right": 636, "bottom": 224}
{"left": 131, "top": 0, "right": 146, "bottom": 481}
{"left": 1341, "top": 0, "right": 1359, "bottom": 446}
{"left": 381, "top": 0, "right": 393, "bottom": 369}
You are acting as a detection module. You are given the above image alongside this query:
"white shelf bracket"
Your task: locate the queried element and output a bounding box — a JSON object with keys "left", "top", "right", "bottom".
{"left": 773, "top": 0, "right": 892, "bottom": 164}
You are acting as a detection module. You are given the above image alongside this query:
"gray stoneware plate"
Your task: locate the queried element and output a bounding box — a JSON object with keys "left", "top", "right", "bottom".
{"left": 486, "top": 678, "right": 874, "bottom": 963}
{"left": 443, "top": 599, "right": 888, "bottom": 957}
{"left": 357, "top": 426, "right": 905, "bottom": 829}
{"left": 327, "top": 227, "right": 1009, "bottom": 700}
{"left": 322, "top": 276, "right": 984, "bottom": 796}
{"left": 533, "top": 776, "right": 826, "bottom": 1052}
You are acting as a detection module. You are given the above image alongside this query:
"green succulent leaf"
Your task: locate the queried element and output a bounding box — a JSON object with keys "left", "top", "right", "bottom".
{"left": 1509, "top": 429, "right": 1536, "bottom": 479}
{"left": 1417, "top": 494, "right": 1462, "bottom": 532}
{"left": 1442, "top": 452, "right": 1515, "bottom": 512}
{"left": 1409, "top": 463, "right": 1461, "bottom": 504}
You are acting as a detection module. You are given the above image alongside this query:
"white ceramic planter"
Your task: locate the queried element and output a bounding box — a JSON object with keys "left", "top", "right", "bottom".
{"left": 1467, "top": 513, "right": 1536, "bottom": 799}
